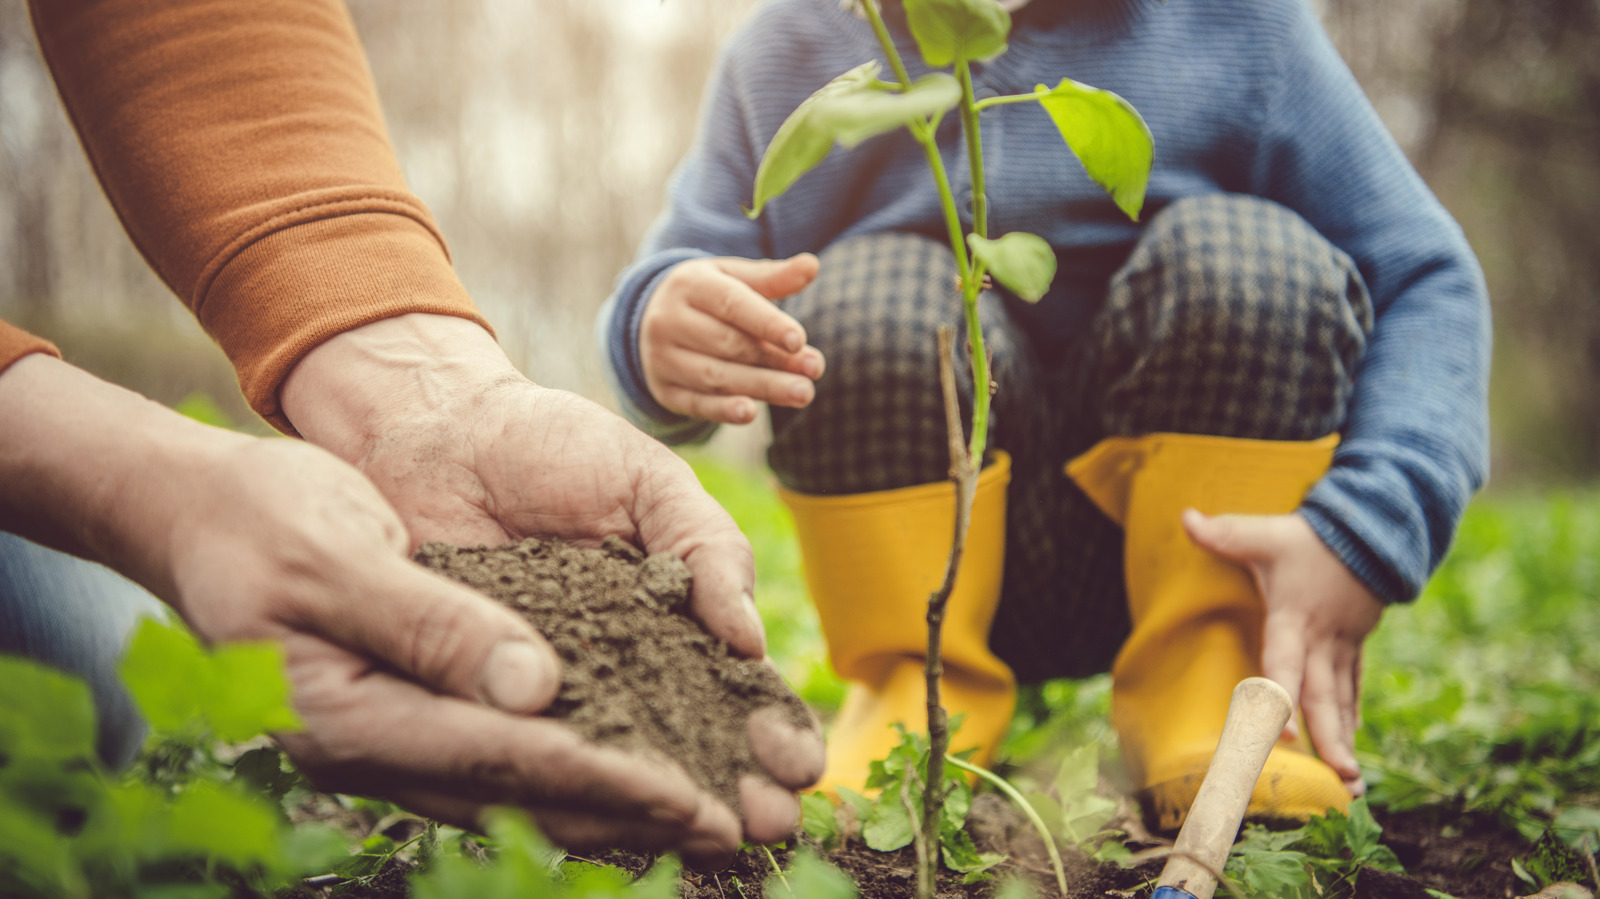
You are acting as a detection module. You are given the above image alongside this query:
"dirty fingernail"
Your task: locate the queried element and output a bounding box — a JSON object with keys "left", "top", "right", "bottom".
{"left": 479, "top": 640, "right": 558, "bottom": 713}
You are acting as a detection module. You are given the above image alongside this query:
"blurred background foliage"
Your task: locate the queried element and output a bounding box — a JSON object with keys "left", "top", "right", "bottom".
{"left": 2, "top": 0, "right": 1597, "bottom": 475}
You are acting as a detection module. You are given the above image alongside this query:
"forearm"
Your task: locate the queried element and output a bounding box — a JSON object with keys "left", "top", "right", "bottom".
{"left": 0, "top": 354, "right": 246, "bottom": 597}
{"left": 30, "top": 0, "right": 488, "bottom": 431}
{"left": 1304, "top": 269, "right": 1490, "bottom": 602}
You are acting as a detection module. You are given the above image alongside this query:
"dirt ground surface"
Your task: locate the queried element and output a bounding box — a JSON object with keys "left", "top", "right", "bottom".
{"left": 415, "top": 536, "right": 814, "bottom": 815}
{"left": 292, "top": 783, "right": 1555, "bottom": 899}
{"left": 289, "top": 538, "right": 1569, "bottom": 899}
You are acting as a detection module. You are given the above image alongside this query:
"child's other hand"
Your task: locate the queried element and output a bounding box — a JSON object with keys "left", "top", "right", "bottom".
{"left": 640, "top": 254, "right": 825, "bottom": 424}
{"left": 1182, "top": 509, "right": 1384, "bottom": 798}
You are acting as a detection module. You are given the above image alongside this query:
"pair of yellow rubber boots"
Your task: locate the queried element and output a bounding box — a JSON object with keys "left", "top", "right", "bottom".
{"left": 777, "top": 434, "right": 1352, "bottom": 828}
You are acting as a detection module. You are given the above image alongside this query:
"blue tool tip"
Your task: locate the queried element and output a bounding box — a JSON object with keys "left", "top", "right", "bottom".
{"left": 1151, "top": 888, "right": 1197, "bottom": 899}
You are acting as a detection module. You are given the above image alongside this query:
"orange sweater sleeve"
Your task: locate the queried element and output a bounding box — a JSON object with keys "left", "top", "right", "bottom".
{"left": 28, "top": 0, "right": 493, "bottom": 433}
{"left": 0, "top": 320, "right": 61, "bottom": 377}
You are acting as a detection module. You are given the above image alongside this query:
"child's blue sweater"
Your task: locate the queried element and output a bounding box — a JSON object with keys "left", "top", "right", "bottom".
{"left": 597, "top": 0, "right": 1490, "bottom": 604}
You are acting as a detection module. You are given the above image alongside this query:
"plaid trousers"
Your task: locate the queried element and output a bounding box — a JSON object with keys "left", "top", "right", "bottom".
{"left": 767, "top": 194, "right": 1375, "bottom": 682}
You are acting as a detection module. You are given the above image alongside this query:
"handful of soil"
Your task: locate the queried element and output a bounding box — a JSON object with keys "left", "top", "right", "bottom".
{"left": 415, "top": 535, "right": 812, "bottom": 814}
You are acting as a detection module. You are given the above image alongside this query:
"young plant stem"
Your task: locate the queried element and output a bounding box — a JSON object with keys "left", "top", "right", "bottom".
{"left": 759, "top": 844, "right": 790, "bottom": 894}
{"left": 857, "top": 8, "right": 997, "bottom": 899}
{"left": 947, "top": 756, "right": 1069, "bottom": 897}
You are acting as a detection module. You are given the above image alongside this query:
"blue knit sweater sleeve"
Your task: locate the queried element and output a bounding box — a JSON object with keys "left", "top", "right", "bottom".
{"left": 596, "top": 40, "right": 775, "bottom": 444}
{"left": 1255, "top": 5, "right": 1491, "bottom": 602}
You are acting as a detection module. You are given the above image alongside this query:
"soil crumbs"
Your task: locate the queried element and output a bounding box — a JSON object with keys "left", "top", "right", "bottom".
{"left": 415, "top": 536, "right": 812, "bottom": 815}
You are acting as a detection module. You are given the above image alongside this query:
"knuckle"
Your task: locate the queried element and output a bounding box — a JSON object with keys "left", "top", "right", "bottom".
{"left": 402, "top": 599, "right": 482, "bottom": 691}
{"left": 695, "top": 360, "right": 728, "bottom": 392}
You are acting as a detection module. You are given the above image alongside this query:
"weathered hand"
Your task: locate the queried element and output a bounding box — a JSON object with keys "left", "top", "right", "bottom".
{"left": 279, "top": 313, "right": 824, "bottom": 847}
{"left": 1182, "top": 509, "right": 1382, "bottom": 796}
{"left": 0, "top": 354, "right": 761, "bottom": 864}
{"left": 639, "top": 254, "right": 825, "bottom": 424}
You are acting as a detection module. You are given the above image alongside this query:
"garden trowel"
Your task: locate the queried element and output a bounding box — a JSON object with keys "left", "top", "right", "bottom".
{"left": 1151, "top": 676, "right": 1295, "bottom": 899}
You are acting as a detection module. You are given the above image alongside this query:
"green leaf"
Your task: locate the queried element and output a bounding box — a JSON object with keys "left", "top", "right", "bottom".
{"left": 862, "top": 792, "right": 915, "bottom": 852}
{"left": 1032, "top": 78, "right": 1153, "bottom": 221}
{"left": 941, "top": 775, "right": 972, "bottom": 832}
{"left": 968, "top": 232, "right": 1056, "bottom": 302}
{"left": 166, "top": 781, "right": 282, "bottom": 869}
{"left": 120, "top": 618, "right": 302, "bottom": 744}
{"left": 120, "top": 617, "right": 210, "bottom": 736}
{"left": 207, "top": 642, "right": 302, "bottom": 740}
{"left": 747, "top": 62, "right": 959, "bottom": 218}
{"left": 800, "top": 791, "right": 841, "bottom": 850}
{"left": 835, "top": 785, "right": 875, "bottom": 827}
{"left": 0, "top": 656, "right": 97, "bottom": 762}
{"left": 173, "top": 392, "right": 235, "bottom": 430}
{"left": 903, "top": 0, "right": 1010, "bottom": 67}
{"left": 410, "top": 810, "right": 558, "bottom": 898}
{"left": 1342, "top": 797, "right": 1385, "bottom": 859}
{"left": 768, "top": 847, "right": 859, "bottom": 899}
{"left": 993, "top": 878, "right": 1040, "bottom": 899}
{"left": 631, "top": 854, "right": 682, "bottom": 898}
{"left": 940, "top": 825, "right": 1004, "bottom": 875}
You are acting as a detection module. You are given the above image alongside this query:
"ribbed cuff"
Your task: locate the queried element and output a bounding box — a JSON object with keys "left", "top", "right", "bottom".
{"left": 199, "top": 213, "right": 492, "bottom": 434}
{"left": 1299, "top": 495, "right": 1415, "bottom": 605}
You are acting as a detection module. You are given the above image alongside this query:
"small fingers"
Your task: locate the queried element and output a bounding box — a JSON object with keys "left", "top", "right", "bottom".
{"left": 652, "top": 385, "right": 763, "bottom": 425}
{"left": 713, "top": 253, "right": 820, "bottom": 302}
{"left": 651, "top": 348, "right": 817, "bottom": 413}
{"left": 1301, "top": 643, "right": 1362, "bottom": 787}
{"left": 689, "top": 266, "right": 809, "bottom": 353}
{"left": 1260, "top": 608, "right": 1309, "bottom": 741}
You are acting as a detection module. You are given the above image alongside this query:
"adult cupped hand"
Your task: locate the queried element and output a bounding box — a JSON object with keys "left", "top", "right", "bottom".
{"left": 278, "top": 313, "right": 824, "bottom": 857}
{"left": 0, "top": 352, "right": 803, "bottom": 865}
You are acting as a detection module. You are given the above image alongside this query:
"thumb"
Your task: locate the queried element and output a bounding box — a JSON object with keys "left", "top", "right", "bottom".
{"left": 1181, "top": 508, "right": 1283, "bottom": 566}
{"left": 714, "top": 253, "right": 820, "bottom": 300}
{"left": 297, "top": 557, "right": 562, "bottom": 715}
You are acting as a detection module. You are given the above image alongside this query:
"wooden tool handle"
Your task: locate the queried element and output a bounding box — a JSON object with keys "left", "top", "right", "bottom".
{"left": 1154, "top": 676, "right": 1295, "bottom": 899}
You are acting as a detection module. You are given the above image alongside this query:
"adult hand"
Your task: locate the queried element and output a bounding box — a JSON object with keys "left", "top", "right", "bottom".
{"left": 279, "top": 313, "right": 824, "bottom": 847}
{"left": 639, "top": 254, "right": 825, "bottom": 424}
{"left": 0, "top": 354, "right": 786, "bottom": 865}
{"left": 1182, "top": 509, "right": 1382, "bottom": 797}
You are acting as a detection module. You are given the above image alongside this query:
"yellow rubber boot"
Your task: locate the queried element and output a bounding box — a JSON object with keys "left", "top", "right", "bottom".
{"left": 777, "top": 454, "right": 1016, "bottom": 796}
{"left": 1067, "top": 433, "right": 1350, "bottom": 831}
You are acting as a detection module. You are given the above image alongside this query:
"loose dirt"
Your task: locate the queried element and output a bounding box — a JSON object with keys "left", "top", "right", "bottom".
{"left": 414, "top": 536, "right": 813, "bottom": 815}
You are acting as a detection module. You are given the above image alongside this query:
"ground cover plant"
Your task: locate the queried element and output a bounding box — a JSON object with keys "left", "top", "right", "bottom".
{"left": 3, "top": 467, "right": 1595, "bottom": 897}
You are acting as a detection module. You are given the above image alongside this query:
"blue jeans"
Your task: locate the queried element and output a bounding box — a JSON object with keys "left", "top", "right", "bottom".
{"left": 0, "top": 531, "right": 164, "bottom": 768}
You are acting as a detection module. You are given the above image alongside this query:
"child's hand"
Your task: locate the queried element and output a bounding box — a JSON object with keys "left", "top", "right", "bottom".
{"left": 1182, "top": 509, "right": 1384, "bottom": 797}
{"left": 640, "top": 254, "right": 825, "bottom": 424}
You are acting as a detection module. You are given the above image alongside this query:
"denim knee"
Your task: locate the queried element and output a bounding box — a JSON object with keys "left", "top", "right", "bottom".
{"left": 1095, "top": 194, "right": 1374, "bottom": 440}
{"left": 0, "top": 532, "right": 164, "bottom": 769}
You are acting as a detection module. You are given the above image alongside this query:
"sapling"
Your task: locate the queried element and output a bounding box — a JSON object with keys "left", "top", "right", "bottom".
{"left": 745, "top": 0, "right": 1153, "bottom": 895}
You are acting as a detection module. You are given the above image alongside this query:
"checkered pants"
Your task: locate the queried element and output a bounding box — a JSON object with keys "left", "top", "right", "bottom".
{"left": 767, "top": 195, "right": 1375, "bottom": 682}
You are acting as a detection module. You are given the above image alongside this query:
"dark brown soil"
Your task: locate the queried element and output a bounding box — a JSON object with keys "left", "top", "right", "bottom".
{"left": 1370, "top": 808, "right": 1531, "bottom": 899}
{"left": 414, "top": 536, "right": 814, "bottom": 815}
